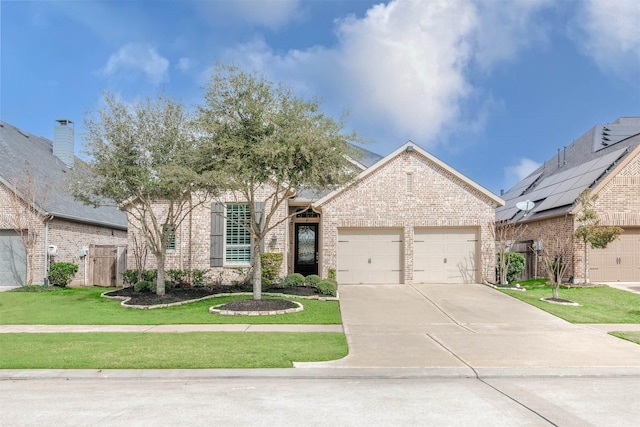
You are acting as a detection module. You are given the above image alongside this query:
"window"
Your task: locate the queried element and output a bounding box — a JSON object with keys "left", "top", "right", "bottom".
{"left": 163, "top": 224, "right": 176, "bottom": 250}
{"left": 225, "top": 203, "right": 251, "bottom": 264}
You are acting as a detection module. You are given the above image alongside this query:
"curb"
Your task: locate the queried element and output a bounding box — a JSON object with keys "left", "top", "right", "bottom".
{"left": 4, "top": 366, "right": 640, "bottom": 380}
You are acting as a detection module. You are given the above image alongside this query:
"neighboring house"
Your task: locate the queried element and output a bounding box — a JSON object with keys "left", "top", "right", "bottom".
{"left": 132, "top": 142, "right": 503, "bottom": 285}
{"left": 0, "top": 120, "right": 128, "bottom": 287}
{"left": 496, "top": 116, "right": 640, "bottom": 283}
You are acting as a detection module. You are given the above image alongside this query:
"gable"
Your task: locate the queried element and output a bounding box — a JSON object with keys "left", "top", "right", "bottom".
{"left": 318, "top": 147, "right": 501, "bottom": 219}
{"left": 315, "top": 142, "right": 502, "bottom": 210}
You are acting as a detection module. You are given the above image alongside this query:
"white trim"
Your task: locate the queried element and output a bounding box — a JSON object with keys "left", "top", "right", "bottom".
{"left": 314, "top": 141, "right": 504, "bottom": 207}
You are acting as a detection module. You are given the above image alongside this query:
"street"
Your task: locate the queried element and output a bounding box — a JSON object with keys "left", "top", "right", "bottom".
{"left": 2, "top": 374, "right": 639, "bottom": 426}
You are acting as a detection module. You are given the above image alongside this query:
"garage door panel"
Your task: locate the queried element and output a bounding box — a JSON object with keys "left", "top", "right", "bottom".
{"left": 338, "top": 228, "right": 402, "bottom": 284}
{"left": 0, "top": 230, "right": 27, "bottom": 287}
{"left": 590, "top": 229, "right": 640, "bottom": 282}
{"left": 414, "top": 228, "right": 478, "bottom": 284}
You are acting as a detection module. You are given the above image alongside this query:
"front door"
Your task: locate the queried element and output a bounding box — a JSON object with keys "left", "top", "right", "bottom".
{"left": 295, "top": 223, "right": 318, "bottom": 276}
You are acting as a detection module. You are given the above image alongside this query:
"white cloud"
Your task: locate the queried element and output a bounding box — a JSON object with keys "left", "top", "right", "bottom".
{"left": 223, "top": 0, "right": 552, "bottom": 149}
{"left": 176, "top": 57, "right": 193, "bottom": 73}
{"left": 102, "top": 43, "right": 169, "bottom": 85}
{"left": 504, "top": 158, "right": 541, "bottom": 190}
{"left": 573, "top": 0, "right": 640, "bottom": 80}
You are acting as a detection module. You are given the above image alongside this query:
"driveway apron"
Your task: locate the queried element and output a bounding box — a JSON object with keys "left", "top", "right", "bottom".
{"left": 296, "top": 283, "right": 640, "bottom": 371}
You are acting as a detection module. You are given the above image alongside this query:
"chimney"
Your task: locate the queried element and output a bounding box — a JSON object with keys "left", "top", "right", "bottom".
{"left": 53, "top": 119, "right": 74, "bottom": 167}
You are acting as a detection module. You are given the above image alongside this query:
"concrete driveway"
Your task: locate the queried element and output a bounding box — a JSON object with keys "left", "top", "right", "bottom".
{"left": 296, "top": 283, "right": 640, "bottom": 374}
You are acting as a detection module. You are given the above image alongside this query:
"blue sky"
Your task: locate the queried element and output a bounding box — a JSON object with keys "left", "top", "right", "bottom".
{"left": 2, "top": 0, "right": 639, "bottom": 194}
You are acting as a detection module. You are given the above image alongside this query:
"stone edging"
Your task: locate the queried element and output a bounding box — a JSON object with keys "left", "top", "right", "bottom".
{"left": 483, "top": 282, "right": 526, "bottom": 292}
{"left": 539, "top": 297, "right": 580, "bottom": 306}
{"left": 101, "top": 290, "right": 338, "bottom": 310}
{"left": 209, "top": 300, "right": 304, "bottom": 316}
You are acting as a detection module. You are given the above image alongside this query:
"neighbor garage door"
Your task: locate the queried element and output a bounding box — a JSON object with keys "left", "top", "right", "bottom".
{"left": 0, "top": 230, "right": 27, "bottom": 287}
{"left": 337, "top": 228, "right": 403, "bottom": 284}
{"left": 590, "top": 228, "right": 640, "bottom": 282}
{"left": 413, "top": 228, "right": 478, "bottom": 284}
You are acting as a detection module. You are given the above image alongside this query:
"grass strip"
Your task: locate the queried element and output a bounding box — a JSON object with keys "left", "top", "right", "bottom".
{"left": 0, "top": 332, "right": 347, "bottom": 369}
{"left": 0, "top": 287, "right": 341, "bottom": 325}
{"left": 610, "top": 332, "right": 640, "bottom": 345}
{"left": 500, "top": 282, "right": 640, "bottom": 324}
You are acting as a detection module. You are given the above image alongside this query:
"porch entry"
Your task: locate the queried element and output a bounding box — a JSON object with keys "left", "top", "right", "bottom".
{"left": 294, "top": 223, "right": 318, "bottom": 276}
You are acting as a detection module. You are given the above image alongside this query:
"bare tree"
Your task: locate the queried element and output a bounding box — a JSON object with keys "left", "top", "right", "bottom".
{"left": 574, "top": 188, "right": 623, "bottom": 284}
{"left": 539, "top": 233, "right": 573, "bottom": 299}
{"left": 492, "top": 220, "right": 527, "bottom": 285}
{"left": 0, "top": 167, "right": 50, "bottom": 285}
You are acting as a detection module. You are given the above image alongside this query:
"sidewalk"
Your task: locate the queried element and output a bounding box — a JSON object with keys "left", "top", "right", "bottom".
{"left": 0, "top": 324, "right": 343, "bottom": 333}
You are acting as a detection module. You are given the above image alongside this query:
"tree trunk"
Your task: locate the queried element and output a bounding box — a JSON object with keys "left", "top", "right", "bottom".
{"left": 552, "top": 284, "right": 559, "bottom": 299}
{"left": 583, "top": 238, "right": 589, "bottom": 285}
{"left": 26, "top": 249, "right": 34, "bottom": 286}
{"left": 155, "top": 252, "right": 166, "bottom": 296}
{"left": 252, "top": 239, "right": 262, "bottom": 300}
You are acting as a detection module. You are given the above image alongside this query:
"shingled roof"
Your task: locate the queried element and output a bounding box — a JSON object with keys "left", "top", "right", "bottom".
{"left": 0, "top": 121, "right": 127, "bottom": 229}
{"left": 497, "top": 117, "right": 640, "bottom": 222}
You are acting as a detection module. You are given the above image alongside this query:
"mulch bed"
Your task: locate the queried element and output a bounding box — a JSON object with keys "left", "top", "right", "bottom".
{"left": 104, "top": 284, "right": 321, "bottom": 307}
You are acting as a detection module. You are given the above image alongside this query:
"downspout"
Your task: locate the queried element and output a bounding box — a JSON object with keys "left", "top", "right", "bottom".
{"left": 44, "top": 215, "right": 54, "bottom": 286}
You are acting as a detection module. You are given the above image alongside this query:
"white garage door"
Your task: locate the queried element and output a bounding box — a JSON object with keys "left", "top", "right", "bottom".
{"left": 414, "top": 228, "right": 478, "bottom": 284}
{"left": 337, "top": 228, "right": 403, "bottom": 284}
{"left": 590, "top": 228, "right": 640, "bottom": 282}
{"left": 0, "top": 230, "right": 27, "bottom": 287}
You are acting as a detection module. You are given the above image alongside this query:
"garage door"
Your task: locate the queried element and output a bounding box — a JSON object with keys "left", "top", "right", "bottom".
{"left": 590, "top": 228, "right": 640, "bottom": 282}
{"left": 0, "top": 230, "right": 27, "bottom": 287}
{"left": 414, "top": 228, "right": 478, "bottom": 284}
{"left": 337, "top": 228, "right": 403, "bottom": 284}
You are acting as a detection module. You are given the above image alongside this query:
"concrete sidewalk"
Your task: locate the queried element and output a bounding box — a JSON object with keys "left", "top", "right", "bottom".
{"left": 0, "top": 324, "right": 343, "bottom": 333}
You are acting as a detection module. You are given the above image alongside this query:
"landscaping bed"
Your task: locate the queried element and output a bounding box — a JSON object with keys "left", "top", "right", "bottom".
{"left": 104, "top": 283, "right": 322, "bottom": 307}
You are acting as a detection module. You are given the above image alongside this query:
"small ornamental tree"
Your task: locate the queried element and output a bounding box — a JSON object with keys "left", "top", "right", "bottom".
{"left": 71, "top": 93, "right": 217, "bottom": 296}
{"left": 197, "top": 64, "right": 361, "bottom": 300}
{"left": 574, "top": 189, "right": 623, "bottom": 284}
{"left": 492, "top": 220, "right": 527, "bottom": 285}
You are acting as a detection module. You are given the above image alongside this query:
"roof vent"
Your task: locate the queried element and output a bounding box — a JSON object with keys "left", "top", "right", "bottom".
{"left": 53, "top": 119, "right": 74, "bottom": 167}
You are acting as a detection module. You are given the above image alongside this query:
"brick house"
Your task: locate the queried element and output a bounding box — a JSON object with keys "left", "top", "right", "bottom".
{"left": 0, "top": 120, "right": 127, "bottom": 287}
{"left": 496, "top": 117, "right": 640, "bottom": 283}
{"left": 135, "top": 141, "right": 503, "bottom": 285}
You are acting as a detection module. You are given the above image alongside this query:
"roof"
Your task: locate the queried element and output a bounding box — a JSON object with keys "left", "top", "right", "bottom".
{"left": 314, "top": 141, "right": 504, "bottom": 207}
{"left": 0, "top": 121, "right": 127, "bottom": 229}
{"left": 497, "top": 117, "right": 640, "bottom": 222}
{"left": 294, "top": 143, "right": 384, "bottom": 201}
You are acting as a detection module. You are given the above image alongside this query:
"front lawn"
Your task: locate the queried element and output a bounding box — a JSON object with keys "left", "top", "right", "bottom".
{"left": 0, "top": 332, "right": 347, "bottom": 368}
{"left": 500, "top": 280, "right": 640, "bottom": 323}
{"left": 0, "top": 286, "right": 341, "bottom": 325}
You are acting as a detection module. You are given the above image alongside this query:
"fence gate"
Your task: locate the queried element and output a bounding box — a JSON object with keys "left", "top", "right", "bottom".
{"left": 89, "top": 245, "right": 126, "bottom": 287}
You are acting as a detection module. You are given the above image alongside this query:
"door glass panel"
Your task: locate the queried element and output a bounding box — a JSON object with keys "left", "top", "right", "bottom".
{"left": 297, "top": 225, "right": 316, "bottom": 265}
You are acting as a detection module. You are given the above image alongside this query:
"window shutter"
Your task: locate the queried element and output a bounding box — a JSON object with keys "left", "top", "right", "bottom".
{"left": 210, "top": 203, "right": 224, "bottom": 267}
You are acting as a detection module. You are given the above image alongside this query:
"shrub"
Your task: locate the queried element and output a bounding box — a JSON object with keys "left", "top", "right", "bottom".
{"left": 327, "top": 268, "right": 337, "bottom": 280}
{"left": 167, "top": 269, "right": 188, "bottom": 286}
{"left": 496, "top": 252, "right": 526, "bottom": 284}
{"left": 190, "top": 269, "right": 209, "bottom": 287}
{"left": 261, "top": 253, "right": 283, "bottom": 286}
{"left": 283, "top": 273, "right": 305, "bottom": 287}
{"left": 317, "top": 279, "right": 337, "bottom": 297}
{"left": 134, "top": 280, "right": 153, "bottom": 292}
{"left": 121, "top": 270, "right": 139, "bottom": 287}
{"left": 304, "top": 274, "right": 321, "bottom": 287}
{"left": 48, "top": 262, "right": 79, "bottom": 287}
{"left": 142, "top": 270, "right": 157, "bottom": 282}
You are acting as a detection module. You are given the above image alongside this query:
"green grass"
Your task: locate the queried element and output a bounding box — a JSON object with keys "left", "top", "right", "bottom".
{"left": 500, "top": 281, "right": 640, "bottom": 323}
{"left": 0, "top": 287, "right": 342, "bottom": 325}
{"left": 610, "top": 332, "right": 640, "bottom": 345}
{"left": 0, "top": 332, "right": 348, "bottom": 368}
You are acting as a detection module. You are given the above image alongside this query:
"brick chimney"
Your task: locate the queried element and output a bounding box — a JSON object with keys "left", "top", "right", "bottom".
{"left": 53, "top": 119, "right": 74, "bottom": 167}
